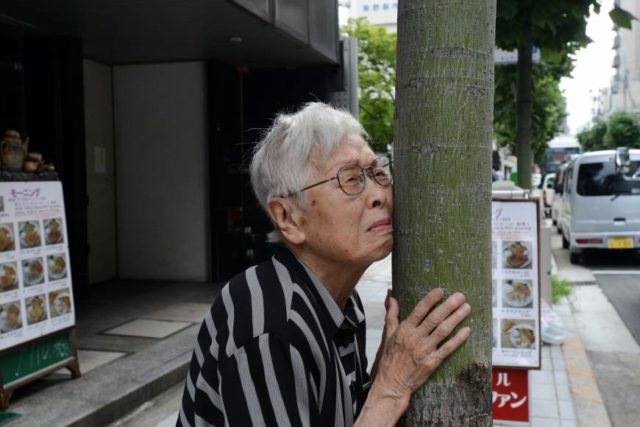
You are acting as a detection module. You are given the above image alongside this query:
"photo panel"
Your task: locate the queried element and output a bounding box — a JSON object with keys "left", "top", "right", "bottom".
{"left": 43, "top": 218, "right": 64, "bottom": 245}
{"left": 502, "top": 241, "right": 532, "bottom": 269}
{"left": 18, "top": 220, "right": 42, "bottom": 249}
{"left": 48, "top": 289, "right": 72, "bottom": 318}
{"left": 47, "top": 253, "right": 67, "bottom": 282}
{"left": 500, "top": 319, "right": 536, "bottom": 350}
{"left": 26, "top": 294, "right": 48, "bottom": 325}
{"left": 0, "top": 300, "right": 23, "bottom": 333}
{"left": 502, "top": 279, "right": 534, "bottom": 309}
{"left": 0, "top": 261, "right": 19, "bottom": 293}
{"left": 0, "top": 223, "right": 15, "bottom": 252}
{"left": 22, "top": 257, "right": 45, "bottom": 287}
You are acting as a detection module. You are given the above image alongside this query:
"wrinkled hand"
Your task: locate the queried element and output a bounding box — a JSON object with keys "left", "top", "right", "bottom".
{"left": 370, "top": 288, "right": 471, "bottom": 410}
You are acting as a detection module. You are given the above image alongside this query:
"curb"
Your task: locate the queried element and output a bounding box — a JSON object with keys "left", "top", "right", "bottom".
{"left": 561, "top": 332, "right": 612, "bottom": 427}
{"left": 552, "top": 249, "right": 612, "bottom": 427}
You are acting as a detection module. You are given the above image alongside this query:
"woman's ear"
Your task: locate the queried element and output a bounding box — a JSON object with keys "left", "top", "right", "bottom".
{"left": 267, "top": 198, "right": 306, "bottom": 245}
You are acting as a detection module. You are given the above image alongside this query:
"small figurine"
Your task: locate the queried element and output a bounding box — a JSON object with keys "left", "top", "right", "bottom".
{"left": 1, "top": 130, "right": 29, "bottom": 172}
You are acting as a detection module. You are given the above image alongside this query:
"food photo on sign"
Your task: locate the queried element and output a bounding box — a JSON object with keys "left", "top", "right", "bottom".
{"left": 48, "top": 289, "right": 72, "bottom": 318}
{"left": 43, "top": 218, "right": 64, "bottom": 245}
{"left": 0, "top": 300, "right": 22, "bottom": 333}
{"left": 47, "top": 253, "right": 67, "bottom": 281}
{"left": 502, "top": 241, "right": 532, "bottom": 269}
{"left": 502, "top": 279, "right": 534, "bottom": 309}
{"left": 26, "top": 294, "right": 47, "bottom": 325}
{"left": 19, "top": 220, "right": 42, "bottom": 249}
{"left": 0, "top": 261, "right": 19, "bottom": 293}
{"left": 501, "top": 319, "right": 536, "bottom": 350}
{"left": 22, "top": 257, "right": 45, "bottom": 286}
{"left": 0, "top": 223, "right": 15, "bottom": 252}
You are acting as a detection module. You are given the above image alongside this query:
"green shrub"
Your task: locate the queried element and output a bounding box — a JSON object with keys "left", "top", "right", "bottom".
{"left": 551, "top": 275, "right": 573, "bottom": 303}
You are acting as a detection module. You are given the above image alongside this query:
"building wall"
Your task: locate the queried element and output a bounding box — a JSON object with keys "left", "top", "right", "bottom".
{"left": 83, "top": 59, "right": 117, "bottom": 284}
{"left": 352, "top": 0, "right": 398, "bottom": 32}
{"left": 113, "top": 62, "right": 210, "bottom": 281}
{"left": 611, "top": 0, "right": 640, "bottom": 114}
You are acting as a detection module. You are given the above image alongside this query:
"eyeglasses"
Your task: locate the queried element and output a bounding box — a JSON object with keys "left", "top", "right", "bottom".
{"left": 284, "top": 155, "right": 393, "bottom": 197}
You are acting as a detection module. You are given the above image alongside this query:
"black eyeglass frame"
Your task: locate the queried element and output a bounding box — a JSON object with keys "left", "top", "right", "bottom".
{"left": 281, "top": 155, "right": 393, "bottom": 198}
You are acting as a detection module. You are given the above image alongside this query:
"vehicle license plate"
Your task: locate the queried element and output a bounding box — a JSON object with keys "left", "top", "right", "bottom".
{"left": 608, "top": 237, "right": 633, "bottom": 249}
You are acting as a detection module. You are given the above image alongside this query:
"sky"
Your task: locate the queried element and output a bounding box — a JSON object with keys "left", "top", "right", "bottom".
{"left": 560, "top": 0, "right": 616, "bottom": 135}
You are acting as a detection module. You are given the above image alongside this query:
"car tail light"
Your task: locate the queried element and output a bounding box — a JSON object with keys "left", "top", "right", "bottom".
{"left": 576, "top": 238, "right": 603, "bottom": 244}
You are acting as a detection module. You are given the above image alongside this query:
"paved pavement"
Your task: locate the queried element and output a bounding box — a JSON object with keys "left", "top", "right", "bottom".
{"left": 3, "top": 231, "right": 637, "bottom": 426}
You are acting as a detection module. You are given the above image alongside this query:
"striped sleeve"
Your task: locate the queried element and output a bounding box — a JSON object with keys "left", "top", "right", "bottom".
{"left": 218, "top": 334, "right": 317, "bottom": 427}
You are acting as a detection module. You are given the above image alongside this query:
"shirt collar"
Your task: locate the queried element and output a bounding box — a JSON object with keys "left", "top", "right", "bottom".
{"left": 274, "top": 246, "right": 363, "bottom": 336}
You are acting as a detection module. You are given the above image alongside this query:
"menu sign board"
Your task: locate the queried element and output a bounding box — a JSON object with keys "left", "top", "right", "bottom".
{"left": 492, "top": 199, "right": 540, "bottom": 368}
{"left": 0, "top": 182, "right": 75, "bottom": 351}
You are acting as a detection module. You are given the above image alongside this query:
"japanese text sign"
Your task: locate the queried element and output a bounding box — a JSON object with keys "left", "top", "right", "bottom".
{"left": 493, "top": 368, "right": 529, "bottom": 424}
{"left": 0, "top": 181, "right": 75, "bottom": 351}
{"left": 491, "top": 199, "right": 541, "bottom": 368}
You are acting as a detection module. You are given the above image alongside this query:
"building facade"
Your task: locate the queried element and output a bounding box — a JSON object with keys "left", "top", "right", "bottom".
{"left": 345, "top": 0, "right": 398, "bottom": 32}
{"left": 0, "top": 0, "right": 349, "bottom": 287}
{"left": 609, "top": 0, "right": 640, "bottom": 115}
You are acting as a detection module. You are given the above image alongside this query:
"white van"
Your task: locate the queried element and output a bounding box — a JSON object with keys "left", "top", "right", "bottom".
{"left": 557, "top": 148, "right": 640, "bottom": 264}
{"left": 551, "top": 163, "right": 570, "bottom": 229}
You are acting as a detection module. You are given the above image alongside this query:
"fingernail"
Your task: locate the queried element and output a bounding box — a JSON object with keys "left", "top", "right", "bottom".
{"left": 463, "top": 303, "right": 471, "bottom": 314}
{"left": 454, "top": 292, "right": 465, "bottom": 303}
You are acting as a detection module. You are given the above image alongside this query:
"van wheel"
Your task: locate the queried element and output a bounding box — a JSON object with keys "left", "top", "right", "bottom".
{"left": 562, "top": 234, "right": 569, "bottom": 249}
{"left": 570, "top": 251, "right": 580, "bottom": 265}
{"left": 556, "top": 225, "right": 562, "bottom": 234}
{"left": 552, "top": 219, "right": 557, "bottom": 226}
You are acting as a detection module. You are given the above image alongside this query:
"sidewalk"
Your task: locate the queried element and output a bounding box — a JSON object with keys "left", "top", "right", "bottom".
{"left": 2, "top": 241, "right": 631, "bottom": 426}
{"left": 3, "top": 280, "right": 223, "bottom": 427}
{"left": 357, "top": 255, "right": 584, "bottom": 427}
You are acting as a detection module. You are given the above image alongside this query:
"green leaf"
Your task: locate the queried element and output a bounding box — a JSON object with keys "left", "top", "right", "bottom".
{"left": 609, "top": 6, "right": 636, "bottom": 30}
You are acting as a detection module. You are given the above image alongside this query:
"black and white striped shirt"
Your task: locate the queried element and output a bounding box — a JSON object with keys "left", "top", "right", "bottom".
{"left": 177, "top": 247, "right": 371, "bottom": 427}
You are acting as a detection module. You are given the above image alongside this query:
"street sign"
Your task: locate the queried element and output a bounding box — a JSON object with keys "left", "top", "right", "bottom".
{"left": 493, "top": 368, "right": 530, "bottom": 425}
{"left": 495, "top": 47, "right": 541, "bottom": 65}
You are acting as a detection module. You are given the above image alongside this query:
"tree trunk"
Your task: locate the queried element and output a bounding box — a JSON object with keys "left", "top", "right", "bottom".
{"left": 515, "top": 23, "right": 533, "bottom": 190}
{"left": 394, "top": 0, "right": 495, "bottom": 425}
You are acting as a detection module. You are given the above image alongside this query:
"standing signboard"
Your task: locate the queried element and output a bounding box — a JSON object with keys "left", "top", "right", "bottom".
{"left": 0, "top": 181, "right": 79, "bottom": 408}
{"left": 491, "top": 198, "right": 541, "bottom": 426}
{"left": 491, "top": 199, "right": 541, "bottom": 369}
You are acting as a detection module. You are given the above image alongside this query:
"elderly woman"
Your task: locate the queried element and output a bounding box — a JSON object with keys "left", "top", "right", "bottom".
{"left": 178, "top": 103, "right": 470, "bottom": 427}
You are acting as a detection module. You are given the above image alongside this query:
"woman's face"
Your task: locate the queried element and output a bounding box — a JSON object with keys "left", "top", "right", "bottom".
{"left": 297, "top": 135, "right": 393, "bottom": 269}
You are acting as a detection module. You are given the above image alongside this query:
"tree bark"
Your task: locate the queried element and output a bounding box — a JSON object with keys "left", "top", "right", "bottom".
{"left": 515, "top": 22, "right": 533, "bottom": 190}
{"left": 394, "top": 0, "right": 495, "bottom": 425}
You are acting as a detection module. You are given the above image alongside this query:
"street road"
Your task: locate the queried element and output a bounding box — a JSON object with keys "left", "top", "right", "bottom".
{"left": 552, "top": 234, "right": 640, "bottom": 427}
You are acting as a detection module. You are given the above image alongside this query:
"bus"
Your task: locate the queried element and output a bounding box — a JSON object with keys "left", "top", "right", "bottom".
{"left": 543, "top": 134, "right": 581, "bottom": 174}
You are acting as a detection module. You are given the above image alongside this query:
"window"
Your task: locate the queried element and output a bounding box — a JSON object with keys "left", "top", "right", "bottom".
{"left": 577, "top": 161, "right": 640, "bottom": 196}
{"left": 363, "top": 5, "right": 369, "bottom": 11}
{"left": 373, "top": 4, "right": 379, "bottom": 11}
{"left": 565, "top": 166, "right": 573, "bottom": 195}
{"left": 383, "top": 3, "right": 389, "bottom": 9}
{"left": 393, "top": 2, "right": 398, "bottom": 8}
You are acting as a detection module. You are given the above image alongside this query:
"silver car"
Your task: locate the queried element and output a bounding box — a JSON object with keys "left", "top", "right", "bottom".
{"left": 557, "top": 148, "right": 640, "bottom": 264}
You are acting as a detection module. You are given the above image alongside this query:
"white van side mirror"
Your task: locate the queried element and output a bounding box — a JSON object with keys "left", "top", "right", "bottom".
{"left": 615, "top": 147, "right": 630, "bottom": 174}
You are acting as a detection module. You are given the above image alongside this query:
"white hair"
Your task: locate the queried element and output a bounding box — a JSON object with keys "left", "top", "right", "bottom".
{"left": 250, "top": 102, "right": 366, "bottom": 213}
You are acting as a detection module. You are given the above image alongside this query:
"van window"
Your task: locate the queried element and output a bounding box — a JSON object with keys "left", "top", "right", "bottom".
{"left": 565, "top": 166, "right": 573, "bottom": 195}
{"left": 577, "top": 161, "right": 640, "bottom": 196}
{"left": 555, "top": 168, "right": 565, "bottom": 192}
{"left": 546, "top": 177, "right": 555, "bottom": 189}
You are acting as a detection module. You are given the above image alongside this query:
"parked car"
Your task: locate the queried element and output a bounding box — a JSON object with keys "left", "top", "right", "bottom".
{"left": 532, "top": 172, "right": 542, "bottom": 188}
{"left": 551, "top": 164, "right": 569, "bottom": 229}
{"left": 541, "top": 173, "right": 556, "bottom": 218}
{"left": 557, "top": 148, "right": 640, "bottom": 264}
